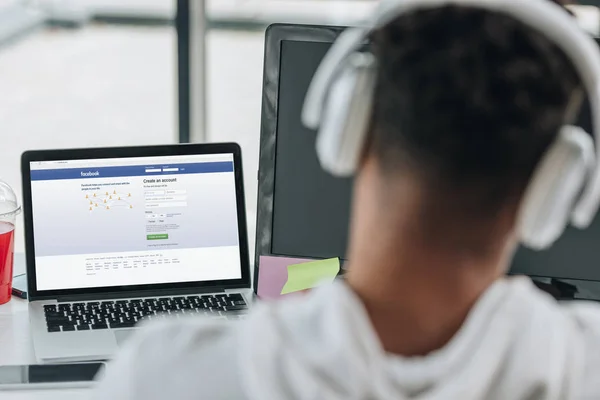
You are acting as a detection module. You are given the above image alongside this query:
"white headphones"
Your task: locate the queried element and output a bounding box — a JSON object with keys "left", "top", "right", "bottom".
{"left": 302, "top": 0, "right": 600, "bottom": 250}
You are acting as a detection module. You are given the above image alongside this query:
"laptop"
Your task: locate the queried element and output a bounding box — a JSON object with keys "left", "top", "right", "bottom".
{"left": 21, "top": 143, "right": 252, "bottom": 363}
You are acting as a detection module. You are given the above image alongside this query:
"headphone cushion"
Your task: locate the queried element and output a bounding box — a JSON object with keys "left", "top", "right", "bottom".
{"left": 316, "top": 54, "right": 377, "bottom": 176}
{"left": 518, "top": 126, "right": 595, "bottom": 249}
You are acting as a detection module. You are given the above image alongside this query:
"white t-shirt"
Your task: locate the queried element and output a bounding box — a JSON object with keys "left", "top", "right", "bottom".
{"left": 94, "top": 277, "right": 600, "bottom": 399}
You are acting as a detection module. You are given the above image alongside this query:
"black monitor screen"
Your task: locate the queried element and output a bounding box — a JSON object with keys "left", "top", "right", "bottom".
{"left": 271, "top": 37, "right": 600, "bottom": 284}
{"left": 271, "top": 40, "right": 352, "bottom": 260}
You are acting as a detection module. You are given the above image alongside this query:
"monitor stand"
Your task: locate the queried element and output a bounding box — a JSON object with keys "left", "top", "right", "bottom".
{"left": 532, "top": 278, "right": 579, "bottom": 300}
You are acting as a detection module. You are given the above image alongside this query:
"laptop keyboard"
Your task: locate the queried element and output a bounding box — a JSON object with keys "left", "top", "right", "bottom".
{"left": 43, "top": 293, "right": 248, "bottom": 333}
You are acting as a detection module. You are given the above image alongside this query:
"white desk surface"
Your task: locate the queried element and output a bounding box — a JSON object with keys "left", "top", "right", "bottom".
{"left": 0, "top": 254, "right": 91, "bottom": 399}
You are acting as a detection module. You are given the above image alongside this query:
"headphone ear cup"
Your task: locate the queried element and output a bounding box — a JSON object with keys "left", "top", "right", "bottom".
{"left": 518, "top": 126, "right": 595, "bottom": 250}
{"left": 316, "top": 53, "right": 376, "bottom": 176}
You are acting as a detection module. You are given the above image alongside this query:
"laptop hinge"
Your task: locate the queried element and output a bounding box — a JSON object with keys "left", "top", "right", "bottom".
{"left": 53, "top": 287, "right": 226, "bottom": 303}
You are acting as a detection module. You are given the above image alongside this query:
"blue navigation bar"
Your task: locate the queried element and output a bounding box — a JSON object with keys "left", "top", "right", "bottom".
{"left": 31, "top": 161, "right": 234, "bottom": 181}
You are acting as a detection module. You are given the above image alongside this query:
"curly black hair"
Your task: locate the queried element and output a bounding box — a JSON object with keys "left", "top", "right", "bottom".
{"left": 369, "top": 3, "right": 582, "bottom": 216}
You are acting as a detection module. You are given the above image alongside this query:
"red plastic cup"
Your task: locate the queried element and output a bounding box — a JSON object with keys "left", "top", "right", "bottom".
{"left": 0, "top": 181, "right": 20, "bottom": 305}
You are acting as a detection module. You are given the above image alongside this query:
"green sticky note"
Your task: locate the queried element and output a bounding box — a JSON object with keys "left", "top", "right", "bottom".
{"left": 280, "top": 258, "right": 340, "bottom": 295}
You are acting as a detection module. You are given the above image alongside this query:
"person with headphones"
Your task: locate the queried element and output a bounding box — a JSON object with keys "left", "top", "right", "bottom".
{"left": 95, "top": 0, "right": 600, "bottom": 398}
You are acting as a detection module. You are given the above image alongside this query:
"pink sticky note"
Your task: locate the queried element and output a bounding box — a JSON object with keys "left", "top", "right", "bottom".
{"left": 257, "top": 256, "right": 314, "bottom": 300}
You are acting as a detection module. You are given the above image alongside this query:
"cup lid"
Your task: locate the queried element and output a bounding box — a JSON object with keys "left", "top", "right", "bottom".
{"left": 0, "top": 180, "right": 21, "bottom": 217}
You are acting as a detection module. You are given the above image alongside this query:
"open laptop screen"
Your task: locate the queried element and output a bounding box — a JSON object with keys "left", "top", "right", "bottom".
{"left": 29, "top": 153, "right": 242, "bottom": 291}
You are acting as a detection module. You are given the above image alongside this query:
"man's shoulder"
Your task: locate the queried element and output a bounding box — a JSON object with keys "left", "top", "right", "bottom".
{"left": 95, "top": 317, "right": 245, "bottom": 400}
{"left": 509, "top": 278, "right": 600, "bottom": 397}
{"left": 559, "top": 298, "right": 600, "bottom": 349}
{"left": 511, "top": 277, "right": 600, "bottom": 331}
{"left": 507, "top": 277, "right": 600, "bottom": 331}
{"left": 557, "top": 301, "right": 600, "bottom": 397}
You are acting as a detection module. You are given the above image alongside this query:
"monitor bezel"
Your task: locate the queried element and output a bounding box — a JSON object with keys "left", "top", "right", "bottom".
{"left": 22, "top": 142, "right": 252, "bottom": 301}
{"left": 254, "top": 24, "right": 345, "bottom": 294}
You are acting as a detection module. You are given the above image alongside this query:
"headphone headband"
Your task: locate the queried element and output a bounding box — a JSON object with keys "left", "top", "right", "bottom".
{"left": 302, "top": 0, "right": 600, "bottom": 228}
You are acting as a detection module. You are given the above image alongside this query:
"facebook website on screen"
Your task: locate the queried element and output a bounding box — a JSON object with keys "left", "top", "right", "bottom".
{"left": 30, "top": 154, "right": 241, "bottom": 291}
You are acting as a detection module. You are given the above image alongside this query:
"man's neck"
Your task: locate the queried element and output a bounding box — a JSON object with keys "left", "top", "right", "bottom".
{"left": 344, "top": 159, "right": 514, "bottom": 356}
{"left": 346, "top": 252, "right": 505, "bottom": 357}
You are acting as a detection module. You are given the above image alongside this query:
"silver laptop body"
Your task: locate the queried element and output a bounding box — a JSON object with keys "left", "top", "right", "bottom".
{"left": 21, "top": 143, "right": 252, "bottom": 363}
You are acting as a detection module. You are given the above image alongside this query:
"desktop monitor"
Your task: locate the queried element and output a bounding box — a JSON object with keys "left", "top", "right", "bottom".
{"left": 255, "top": 24, "right": 600, "bottom": 298}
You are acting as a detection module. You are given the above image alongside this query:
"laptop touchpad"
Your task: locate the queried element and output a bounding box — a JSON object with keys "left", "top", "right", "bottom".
{"left": 115, "top": 329, "right": 136, "bottom": 346}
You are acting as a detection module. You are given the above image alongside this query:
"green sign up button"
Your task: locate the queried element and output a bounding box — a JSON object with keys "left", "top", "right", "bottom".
{"left": 147, "top": 234, "right": 169, "bottom": 240}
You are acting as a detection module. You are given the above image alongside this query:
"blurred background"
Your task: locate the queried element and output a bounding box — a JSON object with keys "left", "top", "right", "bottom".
{"left": 0, "top": 0, "right": 598, "bottom": 259}
{"left": 0, "top": 0, "right": 377, "bottom": 259}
